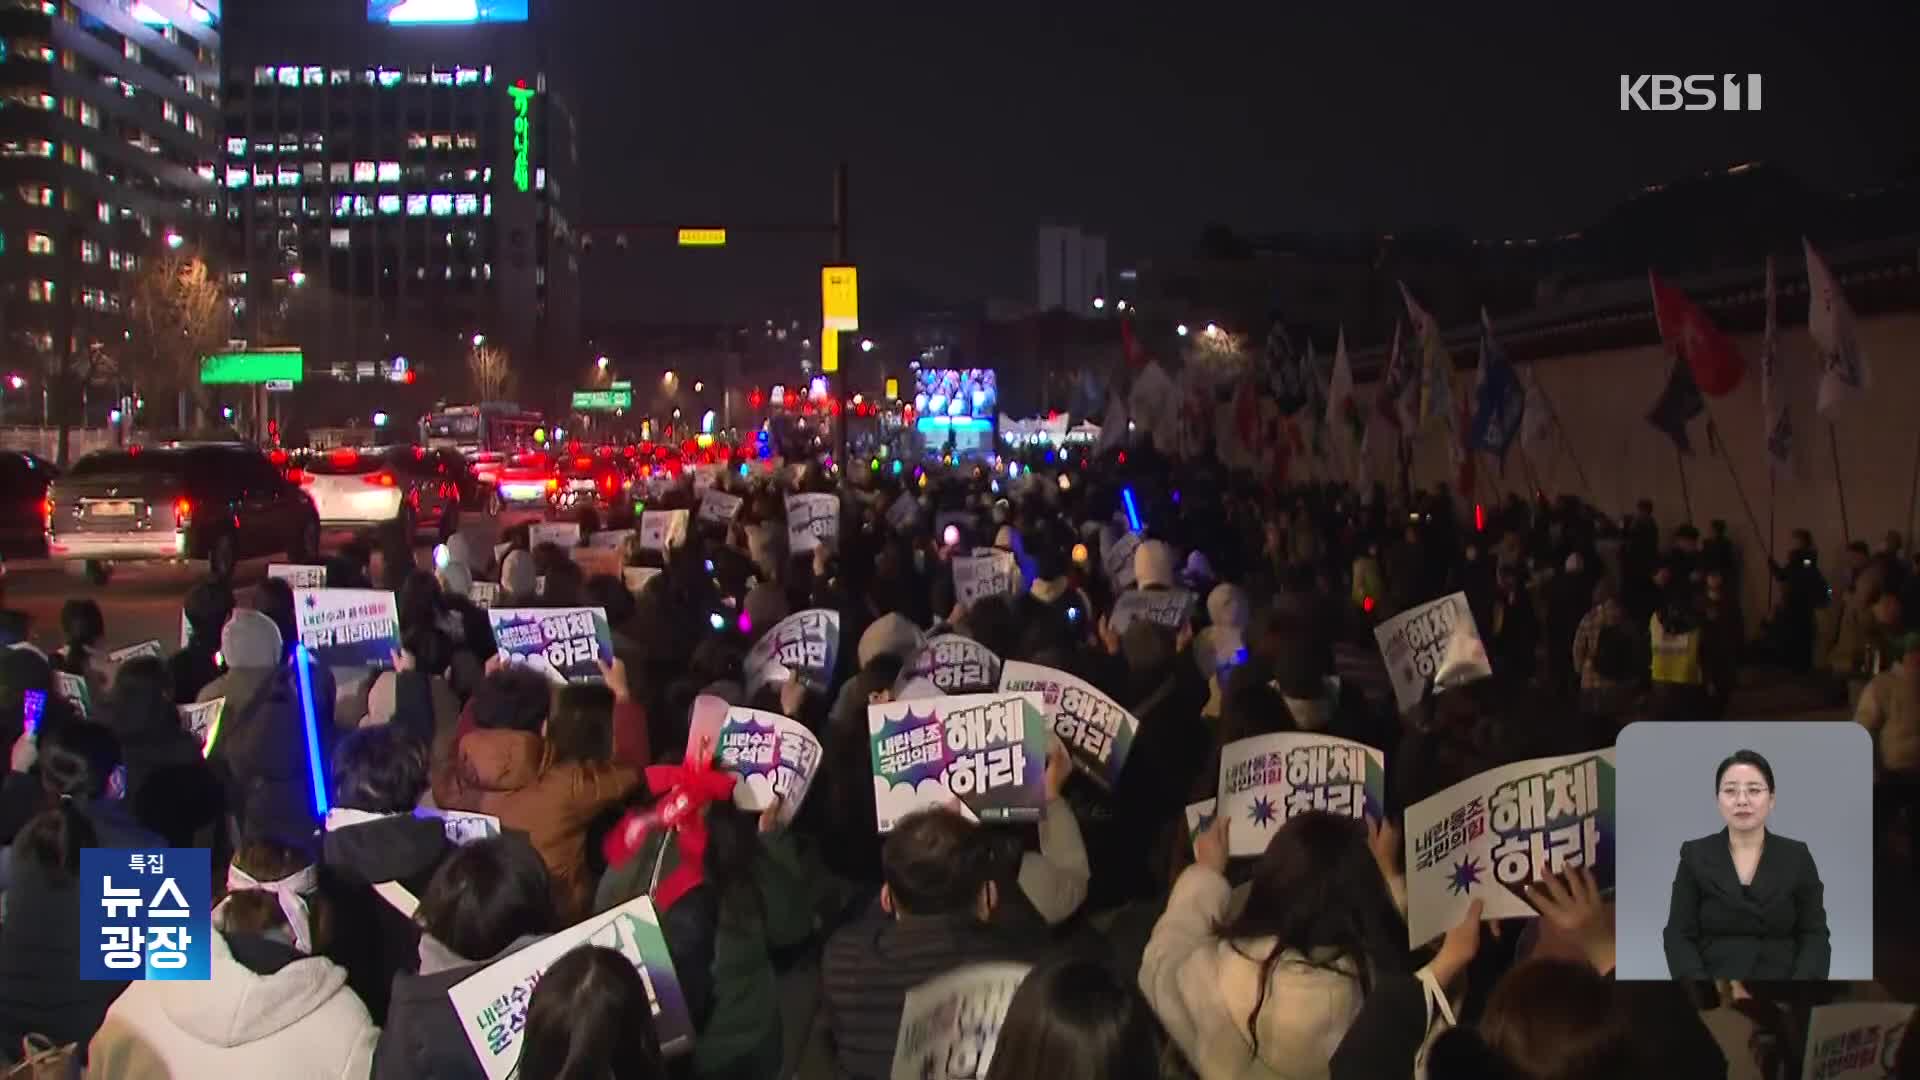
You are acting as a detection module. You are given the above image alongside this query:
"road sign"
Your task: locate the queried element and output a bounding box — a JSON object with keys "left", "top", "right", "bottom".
{"left": 821, "top": 328, "right": 839, "bottom": 374}
{"left": 610, "top": 380, "right": 632, "bottom": 390}
{"left": 200, "top": 350, "right": 303, "bottom": 385}
{"left": 677, "top": 228, "right": 727, "bottom": 248}
{"left": 822, "top": 266, "right": 858, "bottom": 331}
{"left": 885, "top": 377, "right": 899, "bottom": 400}
{"left": 572, "top": 388, "right": 633, "bottom": 411}
{"left": 264, "top": 379, "right": 295, "bottom": 392}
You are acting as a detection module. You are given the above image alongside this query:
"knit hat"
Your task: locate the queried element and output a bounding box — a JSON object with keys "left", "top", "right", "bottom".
{"left": 858, "top": 612, "right": 924, "bottom": 669}
{"left": 1134, "top": 540, "right": 1178, "bottom": 589}
{"left": 437, "top": 560, "right": 474, "bottom": 598}
{"left": 222, "top": 609, "right": 283, "bottom": 671}
{"left": 446, "top": 533, "right": 480, "bottom": 573}
{"left": 1183, "top": 551, "right": 1217, "bottom": 590}
{"left": 500, "top": 550, "right": 536, "bottom": 598}
{"left": 743, "top": 584, "right": 790, "bottom": 636}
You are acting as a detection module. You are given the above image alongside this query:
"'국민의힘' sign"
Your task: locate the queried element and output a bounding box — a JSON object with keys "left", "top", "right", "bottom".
{"left": 1217, "top": 732, "right": 1385, "bottom": 858}
{"left": 487, "top": 607, "right": 614, "bottom": 684}
{"left": 868, "top": 692, "right": 1050, "bottom": 833}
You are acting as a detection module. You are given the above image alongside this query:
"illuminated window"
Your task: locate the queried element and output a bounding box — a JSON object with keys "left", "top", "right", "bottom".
{"left": 483, "top": 262, "right": 491, "bottom": 279}
{"left": 429, "top": 193, "right": 452, "bottom": 216}
{"left": 330, "top": 227, "right": 349, "bottom": 249}
{"left": 455, "top": 133, "right": 479, "bottom": 150}
{"left": 124, "top": 39, "right": 141, "bottom": 62}
{"left": 6, "top": 88, "right": 55, "bottom": 110}
{"left": 352, "top": 161, "right": 375, "bottom": 183}
{"left": 455, "top": 67, "right": 480, "bottom": 86}
{"left": 406, "top": 71, "right": 427, "bottom": 85}
{"left": 407, "top": 132, "right": 427, "bottom": 150}
{"left": 405, "top": 194, "right": 426, "bottom": 217}
{"left": 80, "top": 239, "right": 99, "bottom": 264}
{"left": 97, "top": 201, "right": 110, "bottom": 224}
{"left": 462, "top": 168, "right": 479, "bottom": 181}
{"left": 78, "top": 148, "right": 94, "bottom": 172}
{"left": 162, "top": 100, "right": 179, "bottom": 124}
{"left": 454, "top": 193, "right": 478, "bottom": 216}
{"left": 253, "top": 167, "right": 271, "bottom": 186}
{"left": 535, "top": 168, "right": 545, "bottom": 191}
{"left": 484, "top": 65, "right": 494, "bottom": 84}
{"left": 302, "top": 162, "right": 321, "bottom": 182}
{"left": 303, "top": 66, "right": 323, "bottom": 86}
{"left": 26, "top": 232, "right": 53, "bottom": 255}
{"left": 328, "top": 162, "right": 348, "bottom": 183}
{"left": 377, "top": 161, "right": 400, "bottom": 182}
{"left": 377, "top": 68, "right": 401, "bottom": 88}
{"left": 354, "top": 196, "right": 373, "bottom": 218}
{"left": 79, "top": 102, "right": 98, "bottom": 128}
{"left": 227, "top": 137, "right": 247, "bottom": 156}
{"left": 226, "top": 271, "right": 247, "bottom": 287}
{"left": 430, "top": 134, "right": 452, "bottom": 150}
{"left": 483, "top": 194, "right": 492, "bottom": 216}
{"left": 277, "top": 66, "right": 299, "bottom": 87}
{"left": 19, "top": 185, "right": 53, "bottom": 206}
{"left": 26, "top": 280, "right": 54, "bottom": 303}
{"left": 330, "top": 69, "right": 350, "bottom": 85}
{"left": 430, "top": 68, "right": 452, "bottom": 86}
{"left": 196, "top": 163, "right": 214, "bottom": 182}
{"left": 333, "top": 194, "right": 352, "bottom": 216}
{"left": 482, "top": 166, "right": 492, "bottom": 182}
{"left": 377, "top": 193, "right": 400, "bottom": 215}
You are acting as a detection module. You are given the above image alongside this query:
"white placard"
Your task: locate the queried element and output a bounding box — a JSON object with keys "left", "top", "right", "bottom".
{"left": 1373, "top": 591, "right": 1492, "bottom": 715}
{"left": 108, "top": 640, "right": 164, "bottom": 664}
{"left": 640, "top": 510, "right": 689, "bottom": 552}
{"left": 1108, "top": 588, "right": 1195, "bottom": 635}
{"left": 1218, "top": 732, "right": 1385, "bottom": 857}
{"left": 529, "top": 521, "right": 582, "bottom": 549}
{"left": 587, "top": 528, "right": 634, "bottom": 551}
{"left": 952, "top": 549, "right": 1018, "bottom": 607}
{"left": 467, "top": 582, "right": 500, "bottom": 609}
{"left": 179, "top": 698, "right": 225, "bottom": 754}
{"left": 699, "top": 490, "right": 743, "bottom": 527}
{"left": 785, "top": 493, "right": 840, "bottom": 554}
{"left": 622, "top": 566, "right": 661, "bottom": 595}
{"left": 891, "top": 963, "right": 1031, "bottom": 1080}
{"left": 267, "top": 563, "right": 328, "bottom": 589}
{"left": 1103, "top": 532, "right": 1141, "bottom": 590}
{"left": 1801, "top": 1001, "right": 1916, "bottom": 1080}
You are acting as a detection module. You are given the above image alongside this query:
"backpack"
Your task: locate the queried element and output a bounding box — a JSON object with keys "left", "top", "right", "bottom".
{"left": 1591, "top": 621, "right": 1637, "bottom": 682}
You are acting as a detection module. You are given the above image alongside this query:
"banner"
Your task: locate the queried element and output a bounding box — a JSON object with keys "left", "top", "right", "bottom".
{"left": 1801, "top": 1002, "right": 1915, "bottom": 1080}
{"left": 1373, "top": 591, "right": 1491, "bottom": 714}
{"left": 867, "top": 693, "right": 1050, "bottom": 833}
{"left": 1218, "top": 733, "right": 1385, "bottom": 858}
{"left": 466, "top": 582, "right": 500, "bottom": 609}
{"left": 699, "top": 490, "right": 743, "bottom": 527}
{"left": 952, "top": 549, "right": 1018, "bottom": 607}
{"left": 784, "top": 493, "right": 840, "bottom": 554}
{"left": 1103, "top": 531, "right": 1141, "bottom": 590}
{"left": 267, "top": 563, "right": 327, "bottom": 589}
{"left": 890, "top": 962, "right": 1031, "bottom": 1080}
{"left": 744, "top": 609, "right": 840, "bottom": 695}
{"left": 639, "top": 510, "right": 689, "bottom": 553}
{"left": 447, "top": 894, "right": 692, "bottom": 1078}
{"left": 1403, "top": 749, "right": 1615, "bottom": 946}
{"left": 1108, "top": 588, "right": 1195, "bottom": 635}
{"left": 895, "top": 635, "right": 1003, "bottom": 700}
{"left": 999, "top": 660, "right": 1139, "bottom": 789}
{"left": 487, "top": 607, "right": 614, "bottom": 684}
{"left": 528, "top": 522, "right": 582, "bottom": 549}
{"left": 178, "top": 698, "right": 224, "bottom": 754}
{"left": 710, "top": 706, "right": 823, "bottom": 828}
{"left": 587, "top": 528, "right": 634, "bottom": 552}
{"left": 294, "top": 588, "right": 400, "bottom": 670}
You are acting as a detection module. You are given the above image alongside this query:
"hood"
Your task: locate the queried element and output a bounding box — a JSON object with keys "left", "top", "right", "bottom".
{"left": 322, "top": 810, "right": 448, "bottom": 885}
{"left": 1134, "top": 540, "right": 1178, "bottom": 590}
{"left": 159, "top": 929, "right": 349, "bottom": 1048}
{"left": 222, "top": 610, "right": 283, "bottom": 672}
{"left": 500, "top": 551, "right": 536, "bottom": 598}
{"left": 453, "top": 728, "right": 545, "bottom": 794}
{"left": 446, "top": 532, "right": 480, "bottom": 573}
{"left": 858, "top": 612, "right": 924, "bottom": 669}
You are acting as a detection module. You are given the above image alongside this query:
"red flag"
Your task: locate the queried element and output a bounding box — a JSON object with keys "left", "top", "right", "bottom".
{"left": 1120, "top": 318, "right": 1144, "bottom": 369}
{"left": 1649, "top": 271, "right": 1745, "bottom": 396}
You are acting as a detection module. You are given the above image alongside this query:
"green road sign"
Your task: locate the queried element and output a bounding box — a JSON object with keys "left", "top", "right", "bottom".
{"left": 200, "top": 350, "right": 304, "bottom": 385}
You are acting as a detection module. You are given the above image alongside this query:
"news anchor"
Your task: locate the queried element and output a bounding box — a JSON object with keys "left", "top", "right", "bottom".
{"left": 1663, "top": 749, "right": 1831, "bottom": 980}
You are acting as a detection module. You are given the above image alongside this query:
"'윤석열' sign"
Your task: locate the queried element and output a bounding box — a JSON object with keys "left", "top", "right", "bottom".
{"left": 998, "top": 660, "right": 1139, "bottom": 789}
{"left": 293, "top": 588, "right": 401, "bottom": 670}
{"left": 890, "top": 962, "right": 1032, "bottom": 1080}
{"left": 1373, "top": 591, "right": 1492, "bottom": 715}
{"left": 786, "top": 493, "right": 840, "bottom": 554}
{"left": 894, "top": 635, "right": 1002, "bottom": 700}
{"left": 706, "top": 705, "right": 824, "bottom": 828}
{"left": 744, "top": 609, "right": 841, "bottom": 696}
{"left": 487, "top": 607, "right": 614, "bottom": 684}
{"left": 1217, "top": 732, "right": 1385, "bottom": 859}
{"left": 1107, "top": 587, "right": 1195, "bottom": 635}
{"left": 952, "top": 549, "right": 1018, "bottom": 607}
{"left": 867, "top": 692, "right": 1050, "bottom": 833}
{"left": 1402, "top": 749, "right": 1615, "bottom": 946}
{"left": 80, "top": 847, "right": 211, "bottom": 981}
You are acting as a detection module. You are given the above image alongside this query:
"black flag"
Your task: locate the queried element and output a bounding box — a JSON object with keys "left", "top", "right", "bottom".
{"left": 1648, "top": 357, "right": 1705, "bottom": 454}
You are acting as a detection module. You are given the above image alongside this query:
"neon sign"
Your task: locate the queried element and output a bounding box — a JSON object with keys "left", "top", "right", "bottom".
{"left": 508, "top": 82, "right": 535, "bottom": 193}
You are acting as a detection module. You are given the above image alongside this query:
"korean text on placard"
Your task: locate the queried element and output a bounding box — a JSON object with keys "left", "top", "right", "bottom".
{"left": 1487, "top": 757, "right": 1602, "bottom": 887}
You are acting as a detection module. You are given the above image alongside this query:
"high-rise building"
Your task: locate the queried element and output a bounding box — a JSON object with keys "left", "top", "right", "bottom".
{"left": 218, "top": 0, "right": 578, "bottom": 394}
{"left": 0, "top": 0, "right": 223, "bottom": 405}
{"left": 1036, "top": 224, "right": 1106, "bottom": 314}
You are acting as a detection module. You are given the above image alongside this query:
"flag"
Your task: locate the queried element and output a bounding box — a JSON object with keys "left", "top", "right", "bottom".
{"left": 1760, "top": 255, "right": 1791, "bottom": 470}
{"left": 1120, "top": 317, "right": 1145, "bottom": 370}
{"left": 1649, "top": 270, "right": 1745, "bottom": 396}
{"left": 1468, "top": 308, "right": 1526, "bottom": 458}
{"left": 1326, "top": 327, "right": 1365, "bottom": 445}
{"left": 1399, "top": 282, "right": 1453, "bottom": 427}
{"left": 1806, "top": 238, "right": 1867, "bottom": 417}
{"left": 1375, "top": 322, "right": 1415, "bottom": 431}
{"left": 1519, "top": 368, "right": 1555, "bottom": 454}
{"left": 1648, "top": 356, "right": 1706, "bottom": 453}
{"left": 1265, "top": 318, "right": 1312, "bottom": 415}
{"left": 1095, "top": 387, "right": 1129, "bottom": 455}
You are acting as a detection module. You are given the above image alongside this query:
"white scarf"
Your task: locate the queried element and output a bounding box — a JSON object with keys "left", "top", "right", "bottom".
{"left": 219, "top": 864, "right": 319, "bottom": 954}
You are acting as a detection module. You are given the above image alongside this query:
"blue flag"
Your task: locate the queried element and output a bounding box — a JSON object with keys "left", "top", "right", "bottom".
{"left": 1468, "top": 313, "right": 1525, "bottom": 458}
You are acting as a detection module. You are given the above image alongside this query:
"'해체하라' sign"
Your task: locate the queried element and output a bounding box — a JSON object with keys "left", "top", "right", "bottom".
{"left": 639, "top": 510, "right": 689, "bottom": 553}
{"left": 998, "top": 660, "right": 1139, "bottom": 789}
{"left": 894, "top": 634, "right": 1003, "bottom": 700}
{"left": 1217, "top": 732, "right": 1385, "bottom": 859}
{"left": 699, "top": 490, "right": 743, "bottom": 527}
{"left": 487, "top": 607, "right": 614, "bottom": 684}
{"left": 868, "top": 693, "right": 1050, "bottom": 833}
{"left": 744, "top": 609, "right": 840, "bottom": 695}
{"left": 1373, "top": 591, "right": 1492, "bottom": 714}
{"left": 1402, "top": 749, "right": 1615, "bottom": 946}
{"left": 294, "top": 588, "right": 401, "bottom": 670}
{"left": 785, "top": 493, "right": 840, "bottom": 554}
{"left": 890, "top": 962, "right": 1031, "bottom": 1080}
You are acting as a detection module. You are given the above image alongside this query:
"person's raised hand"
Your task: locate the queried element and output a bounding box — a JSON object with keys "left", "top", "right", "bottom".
{"left": 484, "top": 653, "right": 505, "bottom": 675}
{"left": 1523, "top": 866, "right": 1615, "bottom": 975}
{"left": 1044, "top": 737, "right": 1072, "bottom": 800}
{"left": 597, "top": 657, "right": 631, "bottom": 702}
{"left": 1366, "top": 816, "right": 1403, "bottom": 883}
{"left": 1194, "top": 812, "right": 1229, "bottom": 875}
{"left": 391, "top": 649, "right": 416, "bottom": 673}
{"left": 9, "top": 729, "right": 36, "bottom": 775}
{"left": 1430, "top": 898, "right": 1485, "bottom": 988}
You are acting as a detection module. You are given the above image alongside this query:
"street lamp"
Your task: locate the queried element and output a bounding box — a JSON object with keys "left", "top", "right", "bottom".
{"left": 1205, "top": 323, "right": 1221, "bottom": 337}
{"left": 1176, "top": 324, "right": 1189, "bottom": 336}
{"left": 596, "top": 355, "right": 609, "bottom": 371}
{"left": 860, "top": 339, "right": 874, "bottom": 353}
{"left": 471, "top": 334, "right": 485, "bottom": 347}
{"left": 6, "top": 375, "right": 23, "bottom": 391}
{"left": 165, "top": 232, "right": 184, "bottom": 250}
{"left": 1092, "top": 297, "right": 1105, "bottom": 310}
{"left": 373, "top": 411, "right": 389, "bottom": 427}
{"left": 662, "top": 370, "right": 676, "bottom": 384}
{"left": 288, "top": 270, "right": 306, "bottom": 286}
{"left": 692, "top": 381, "right": 704, "bottom": 393}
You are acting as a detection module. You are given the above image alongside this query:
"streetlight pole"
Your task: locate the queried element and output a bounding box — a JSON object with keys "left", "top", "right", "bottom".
{"left": 831, "top": 161, "right": 849, "bottom": 473}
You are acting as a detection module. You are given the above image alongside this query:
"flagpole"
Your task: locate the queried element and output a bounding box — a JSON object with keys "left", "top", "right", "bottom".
{"left": 1527, "top": 375, "right": 1599, "bottom": 508}
{"left": 1828, "top": 421, "right": 1852, "bottom": 545}
{"left": 1675, "top": 443, "right": 1695, "bottom": 525}
{"left": 1700, "top": 404, "right": 1774, "bottom": 566}
{"left": 1908, "top": 427, "right": 1920, "bottom": 554}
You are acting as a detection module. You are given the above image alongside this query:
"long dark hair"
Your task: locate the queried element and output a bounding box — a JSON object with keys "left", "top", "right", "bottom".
{"left": 514, "top": 946, "right": 664, "bottom": 1080}
{"left": 982, "top": 958, "right": 1160, "bottom": 1080}
{"left": 1475, "top": 957, "right": 1637, "bottom": 1079}
{"left": 1213, "top": 811, "right": 1407, "bottom": 1054}
{"left": 17, "top": 802, "right": 97, "bottom": 886}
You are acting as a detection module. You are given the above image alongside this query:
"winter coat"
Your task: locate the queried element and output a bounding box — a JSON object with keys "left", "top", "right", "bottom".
{"left": 87, "top": 931, "right": 377, "bottom": 1080}
{"left": 113, "top": 717, "right": 223, "bottom": 849}
{"left": 204, "top": 665, "right": 330, "bottom": 846}
{"left": 372, "top": 935, "right": 543, "bottom": 1080}
{"left": 1857, "top": 668, "right": 1920, "bottom": 774}
{"left": 0, "top": 856, "right": 128, "bottom": 1055}
{"left": 320, "top": 809, "right": 453, "bottom": 1026}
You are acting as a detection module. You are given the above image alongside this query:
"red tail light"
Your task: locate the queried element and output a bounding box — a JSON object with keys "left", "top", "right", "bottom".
{"left": 173, "top": 497, "right": 193, "bottom": 526}
{"left": 573, "top": 456, "right": 593, "bottom": 471}
{"left": 1362, "top": 595, "right": 1376, "bottom": 614}
{"left": 288, "top": 468, "right": 311, "bottom": 485}
{"left": 40, "top": 498, "right": 50, "bottom": 530}
{"left": 600, "top": 473, "right": 617, "bottom": 494}
{"left": 545, "top": 477, "right": 558, "bottom": 492}
{"left": 329, "top": 448, "right": 359, "bottom": 468}
{"left": 362, "top": 472, "right": 397, "bottom": 488}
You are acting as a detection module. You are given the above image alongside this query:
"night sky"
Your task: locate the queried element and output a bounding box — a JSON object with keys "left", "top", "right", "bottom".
{"left": 567, "top": 0, "right": 1919, "bottom": 325}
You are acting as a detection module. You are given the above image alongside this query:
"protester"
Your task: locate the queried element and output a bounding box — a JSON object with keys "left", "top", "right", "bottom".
{"left": 203, "top": 611, "right": 326, "bottom": 844}
{"left": 103, "top": 656, "right": 223, "bottom": 847}
{"left": 0, "top": 802, "right": 123, "bottom": 1059}
{"left": 52, "top": 598, "right": 106, "bottom": 700}
{"left": 1857, "top": 631, "right": 1920, "bottom": 866}
{"left": 1570, "top": 578, "right": 1637, "bottom": 723}
{"left": 170, "top": 580, "right": 233, "bottom": 705}
{"left": 513, "top": 946, "right": 667, "bottom": 1080}
{"left": 982, "top": 957, "right": 1162, "bottom": 1080}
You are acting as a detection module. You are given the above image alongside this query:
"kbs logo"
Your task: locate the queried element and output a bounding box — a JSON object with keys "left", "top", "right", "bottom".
{"left": 1619, "top": 74, "right": 1763, "bottom": 111}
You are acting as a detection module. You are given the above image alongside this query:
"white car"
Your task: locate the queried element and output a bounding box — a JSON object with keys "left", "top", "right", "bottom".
{"left": 295, "top": 445, "right": 461, "bottom": 538}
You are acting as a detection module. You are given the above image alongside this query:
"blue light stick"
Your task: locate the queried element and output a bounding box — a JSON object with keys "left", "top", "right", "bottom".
{"left": 294, "top": 644, "right": 329, "bottom": 818}
{"left": 1121, "top": 486, "right": 1143, "bottom": 533}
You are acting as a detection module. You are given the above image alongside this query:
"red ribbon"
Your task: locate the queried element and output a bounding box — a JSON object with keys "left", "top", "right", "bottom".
{"left": 601, "top": 740, "right": 736, "bottom": 913}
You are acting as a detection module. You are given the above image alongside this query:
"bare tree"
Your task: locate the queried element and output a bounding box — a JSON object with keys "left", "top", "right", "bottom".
{"left": 468, "top": 342, "right": 513, "bottom": 401}
{"left": 128, "top": 249, "right": 232, "bottom": 428}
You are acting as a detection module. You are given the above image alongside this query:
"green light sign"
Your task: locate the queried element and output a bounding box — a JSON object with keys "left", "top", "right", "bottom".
{"left": 199, "top": 350, "right": 304, "bottom": 385}
{"left": 509, "top": 83, "right": 536, "bottom": 193}
{"left": 571, "top": 388, "right": 632, "bottom": 411}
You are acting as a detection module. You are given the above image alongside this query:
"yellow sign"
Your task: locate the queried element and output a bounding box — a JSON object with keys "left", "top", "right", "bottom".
{"left": 821, "top": 328, "right": 839, "bottom": 373}
{"left": 885, "top": 377, "right": 898, "bottom": 400}
{"left": 677, "top": 228, "right": 727, "bottom": 247}
{"left": 822, "top": 265, "right": 858, "bottom": 331}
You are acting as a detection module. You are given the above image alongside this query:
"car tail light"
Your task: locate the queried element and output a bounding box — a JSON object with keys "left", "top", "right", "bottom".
{"left": 545, "top": 477, "right": 558, "bottom": 492}
{"left": 288, "top": 468, "right": 311, "bottom": 485}
{"left": 173, "top": 498, "right": 193, "bottom": 526}
{"left": 600, "top": 473, "right": 617, "bottom": 494}
{"left": 329, "top": 448, "right": 359, "bottom": 468}
{"left": 40, "top": 498, "right": 51, "bottom": 531}
{"left": 362, "top": 472, "right": 397, "bottom": 488}
{"left": 573, "top": 456, "right": 593, "bottom": 471}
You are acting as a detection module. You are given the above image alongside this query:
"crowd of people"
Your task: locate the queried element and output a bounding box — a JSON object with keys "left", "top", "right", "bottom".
{"left": 0, "top": 442, "right": 1912, "bottom": 1079}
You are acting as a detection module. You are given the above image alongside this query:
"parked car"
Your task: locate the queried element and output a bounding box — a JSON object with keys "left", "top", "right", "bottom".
{"left": 293, "top": 445, "right": 461, "bottom": 539}
{"left": 0, "top": 449, "right": 57, "bottom": 557}
{"left": 46, "top": 442, "right": 320, "bottom": 584}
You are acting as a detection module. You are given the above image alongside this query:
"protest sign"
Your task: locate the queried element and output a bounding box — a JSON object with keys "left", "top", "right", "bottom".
{"left": 1373, "top": 591, "right": 1492, "bottom": 714}
{"left": 178, "top": 612, "right": 191, "bottom": 649}
{"left": 785, "top": 493, "right": 840, "bottom": 553}
{"left": 1108, "top": 588, "right": 1195, "bottom": 635}
{"left": 266, "top": 563, "right": 327, "bottom": 589}
{"left": 692, "top": 464, "right": 720, "bottom": 496}
{"left": 179, "top": 698, "right": 224, "bottom": 754}
{"left": 415, "top": 807, "right": 501, "bottom": 846}
{"left": 1103, "top": 532, "right": 1141, "bottom": 590}
{"left": 699, "top": 490, "right": 743, "bottom": 527}
{"left": 528, "top": 521, "right": 581, "bottom": 549}
{"left": 466, "top": 582, "right": 500, "bottom": 609}
{"left": 569, "top": 545, "right": 623, "bottom": 579}
{"left": 744, "top": 609, "right": 840, "bottom": 695}
{"left": 622, "top": 566, "right": 661, "bottom": 595}
{"left": 294, "top": 588, "right": 401, "bottom": 670}
{"left": 1218, "top": 733, "right": 1386, "bottom": 858}
{"left": 890, "top": 962, "right": 1031, "bottom": 1080}
{"left": 640, "top": 510, "right": 689, "bottom": 553}
{"left": 867, "top": 693, "right": 1050, "bottom": 833}
{"left": 587, "top": 528, "right": 634, "bottom": 552}
{"left": 1403, "top": 749, "right": 1615, "bottom": 946}
{"left": 895, "top": 635, "right": 1002, "bottom": 700}
{"left": 487, "top": 607, "right": 614, "bottom": 684}
{"left": 886, "top": 494, "right": 922, "bottom": 534}
{"left": 1184, "top": 799, "right": 1219, "bottom": 843}
{"left": 448, "top": 894, "right": 692, "bottom": 1078}
{"left": 108, "top": 640, "right": 164, "bottom": 664}
{"left": 1801, "top": 1002, "right": 1916, "bottom": 1080}
{"left": 999, "top": 660, "right": 1139, "bottom": 788}
{"left": 711, "top": 706, "right": 823, "bottom": 827}
{"left": 952, "top": 549, "right": 1018, "bottom": 607}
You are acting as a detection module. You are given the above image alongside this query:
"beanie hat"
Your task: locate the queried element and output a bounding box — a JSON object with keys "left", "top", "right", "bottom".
{"left": 1134, "top": 540, "right": 1178, "bottom": 589}
{"left": 446, "top": 533, "right": 479, "bottom": 573}
{"left": 744, "top": 584, "right": 790, "bottom": 637}
{"left": 222, "top": 609, "right": 283, "bottom": 671}
{"left": 858, "top": 612, "right": 924, "bottom": 669}
{"left": 437, "top": 560, "right": 474, "bottom": 598}
{"left": 500, "top": 550, "right": 536, "bottom": 598}
{"left": 1207, "top": 584, "right": 1251, "bottom": 633}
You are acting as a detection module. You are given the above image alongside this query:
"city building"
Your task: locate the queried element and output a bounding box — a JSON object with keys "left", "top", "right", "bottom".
{"left": 0, "top": 0, "right": 223, "bottom": 420}
{"left": 1036, "top": 223, "right": 1106, "bottom": 314}
{"left": 217, "top": 0, "right": 579, "bottom": 400}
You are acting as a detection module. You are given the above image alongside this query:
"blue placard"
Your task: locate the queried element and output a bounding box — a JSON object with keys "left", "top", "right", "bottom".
{"left": 79, "top": 848, "right": 212, "bottom": 981}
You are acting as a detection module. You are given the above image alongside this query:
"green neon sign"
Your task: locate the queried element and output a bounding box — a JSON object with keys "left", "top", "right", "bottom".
{"left": 571, "top": 388, "right": 632, "bottom": 411}
{"left": 199, "top": 350, "right": 304, "bottom": 385}
{"left": 509, "top": 83, "right": 535, "bottom": 193}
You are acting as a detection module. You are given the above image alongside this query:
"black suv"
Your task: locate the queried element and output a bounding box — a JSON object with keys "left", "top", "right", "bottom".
{"left": 46, "top": 442, "right": 320, "bottom": 584}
